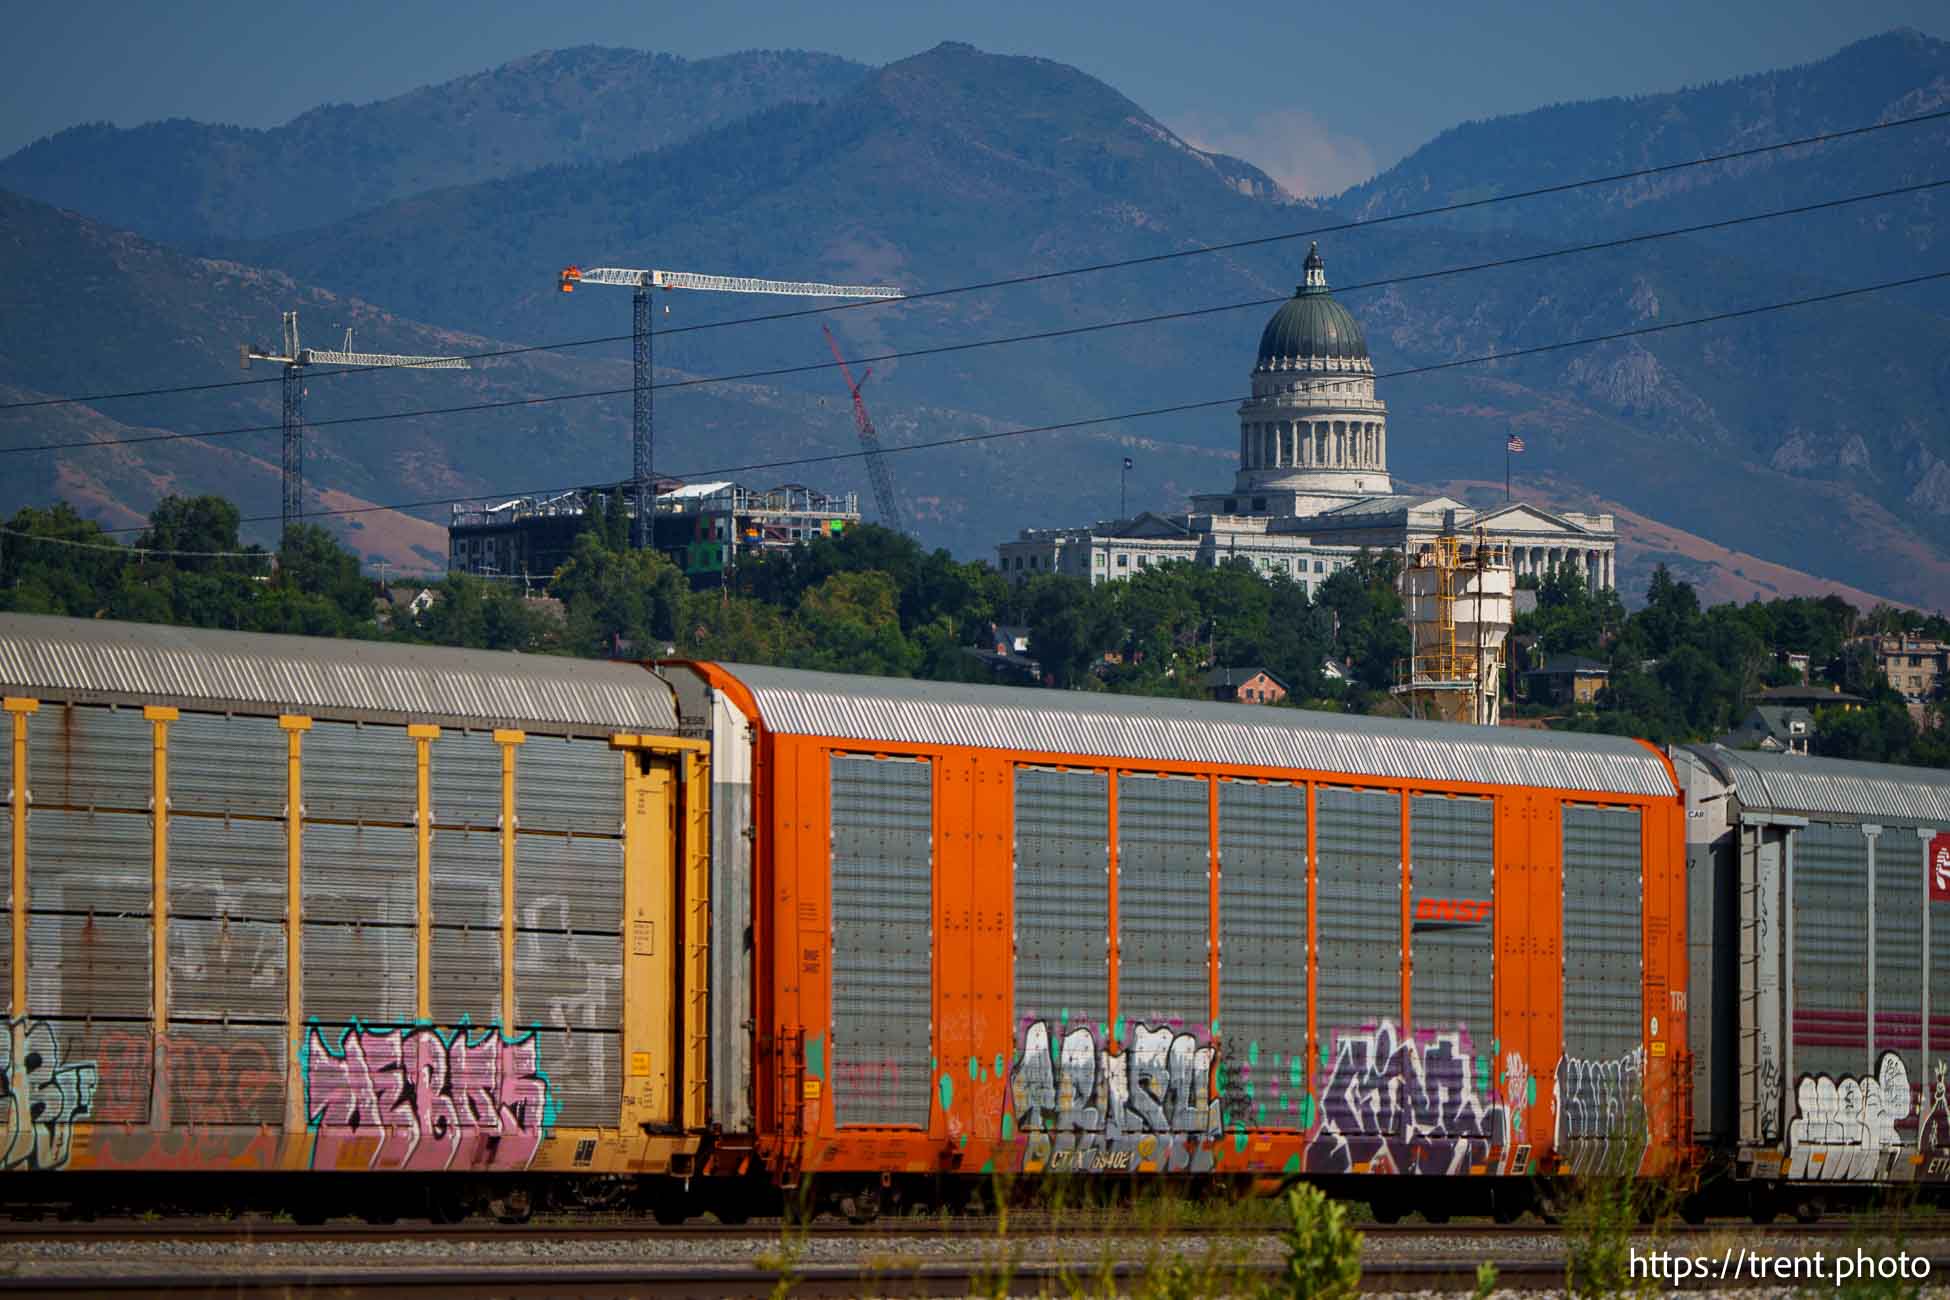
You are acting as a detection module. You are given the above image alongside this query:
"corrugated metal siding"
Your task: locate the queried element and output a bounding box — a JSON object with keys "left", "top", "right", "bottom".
{"left": 1217, "top": 779, "right": 1308, "bottom": 1131}
{"left": 431, "top": 730, "right": 504, "bottom": 830}
{"left": 1793, "top": 821, "right": 1869, "bottom": 1082}
{"left": 1934, "top": 857, "right": 1950, "bottom": 1056}
{"left": 431, "top": 926, "right": 500, "bottom": 1028}
{"left": 302, "top": 923, "right": 416, "bottom": 1025}
{"left": 1014, "top": 768, "right": 1108, "bottom": 1030}
{"left": 709, "top": 690, "right": 755, "bottom": 1130}
{"left": 829, "top": 755, "right": 933, "bottom": 1128}
{"left": 170, "top": 713, "right": 287, "bottom": 819}
{"left": 515, "top": 931, "right": 621, "bottom": 1031}
{"left": 0, "top": 613, "right": 679, "bottom": 735}
{"left": 28, "top": 703, "right": 151, "bottom": 809}
{"left": 47, "top": 1021, "right": 150, "bottom": 1123}
{"left": 516, "top": 738, "right": 624, "bottom": 835}
{"left": 304, "top": 721, "right": 415, "bottom": 824}
{"left": 431, "top": 828, "right": 502, "bottom": 929}
{"left": 1562, "top": 806, "right": 1643, "bottom": 1061}
{"left": 1410, "top": 794, "right": 1494, "bottom": 1037}
{"left": 28, "top": 914, "right": 150, "bottom": 1018}
{"left": 1700, "top": 744, "right": 1950, "bottom": 824}
{"left": 28, "top": 808, "right": 152, "bottom": 912}
{"left": 529, "top": 1028, "right": 618, "bottom": 1128}
{"left": 515, "top": 835, "right": 622, "bottom": 934}
{"left": 723, "top": 664, "right": 1674, "bottom": 796}
{"left": 159, "top": 1022, "right": 284, "bottom": 1126}
{"left": 1117, "top": 773, "right": 1209, "bottom": 1031}
{"left": 167, "top": 918, "right": 285, "bottom": 1021}
{"left": 301, "top": 823, "right": 416, "bottom": 925}
{"left": 169, "top": 814, "right": 286, "bottom": 924}
{"left": 1874, "top": 833, "right": 1922, "bottom": 1117}
{"left": 1315, "top": 787, "right": 1401, "bottom": 1034}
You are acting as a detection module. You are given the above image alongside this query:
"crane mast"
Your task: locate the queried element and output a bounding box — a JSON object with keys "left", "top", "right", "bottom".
{"left": 242, "top": 311, "right": 467, "bottom": 543}
{"left": 560, "top": 264, "right": 902, "bottom": 548}
{"left": 821, "top": 324, "right": 909, "bottom": 533}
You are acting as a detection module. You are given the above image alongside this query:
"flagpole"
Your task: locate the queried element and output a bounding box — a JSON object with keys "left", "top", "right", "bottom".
{"left": 1505, "top": 439, "right": 1511, "bottom": 503}
{"left": 1121, "top": 459, "right": 1129, "bottom": 519}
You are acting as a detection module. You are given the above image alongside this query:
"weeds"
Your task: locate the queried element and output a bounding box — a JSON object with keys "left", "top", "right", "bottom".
{"left": 1264, "top": 1181, "right": 1363, "bottom": 1299}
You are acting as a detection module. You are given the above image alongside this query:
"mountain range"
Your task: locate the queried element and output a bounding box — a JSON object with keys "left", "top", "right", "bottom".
{"left": 0, "top": 32, "right": 1946, "bottom": 606}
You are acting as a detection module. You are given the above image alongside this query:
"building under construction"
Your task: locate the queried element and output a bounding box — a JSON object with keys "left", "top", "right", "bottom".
{"left": 447, "top": 480, "right": 861, "bottom": 586}
{"left": 1391, "top": 517, "right": 1515, "bottom": 726}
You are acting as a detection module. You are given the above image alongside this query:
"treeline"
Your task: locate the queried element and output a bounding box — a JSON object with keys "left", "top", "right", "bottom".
{"left": 1519, "top": 563, "right": 1950, "bottom": 765}
{"left": 7, "top": 492, "right": 1949, "bottom": 767}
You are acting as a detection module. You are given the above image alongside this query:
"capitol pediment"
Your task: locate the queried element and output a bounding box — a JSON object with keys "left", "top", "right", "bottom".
{"left": 1465, "top": 502, "right": 1603, "bottom": 537}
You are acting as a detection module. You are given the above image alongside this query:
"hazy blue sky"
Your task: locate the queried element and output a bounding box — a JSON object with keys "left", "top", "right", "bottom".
{"left": 2, "top": 0, "right": 1943, "bottom": 194}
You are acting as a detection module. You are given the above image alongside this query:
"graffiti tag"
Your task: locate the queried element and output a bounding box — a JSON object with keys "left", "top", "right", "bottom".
{"left": 0, "top": 1019, "right": 99, "bottom": 1170}
{"left": 1786, "top": 1052, "right": 1912, "bottom": 1182}
{"left": 1307, "top": 1021, "right": 1511, "bottom": 1176}
{"left": 303, "top": 1024, "right": 553, "bottom": 1171}
{"left": 1006, "top": 1020, "right": 1221, "bottom": 1173}
{"left": 1554, "top": 1048, "right": 1648, "bottom": 1177}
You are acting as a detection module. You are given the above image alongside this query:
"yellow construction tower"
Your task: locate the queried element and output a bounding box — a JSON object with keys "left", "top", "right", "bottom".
{"left": 1392, "top": 513, "right": 1514, "bottom": 725}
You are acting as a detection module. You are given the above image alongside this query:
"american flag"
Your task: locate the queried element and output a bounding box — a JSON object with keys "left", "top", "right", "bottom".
{"left": 1506, "top": 434, "right": 1526, "bottom": 453}
{"left": 1123, "top": 457, "right": 1133, "bottom": 470}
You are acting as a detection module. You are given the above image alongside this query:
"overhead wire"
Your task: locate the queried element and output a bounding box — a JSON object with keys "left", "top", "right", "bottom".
{"left": 7, "top": 175, "right": 1947, "bottom": 459}
{"left": 0, "top": 525, "right": 273, "bottom": 561}
{"left": 2, "top": 104, "right": 1945, "bottom": 414}
{"left": 82, "top": 265, "right": 1947, "bottom": 535}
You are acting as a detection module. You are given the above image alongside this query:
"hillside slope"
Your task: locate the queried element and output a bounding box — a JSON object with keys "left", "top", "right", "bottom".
{"left": 0, "top": 47, "right": 869, "bottom": 244}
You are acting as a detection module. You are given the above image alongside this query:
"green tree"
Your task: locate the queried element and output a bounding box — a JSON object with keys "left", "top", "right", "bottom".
{"left": 552, "top": 533, "right": 689, "bottom": 655}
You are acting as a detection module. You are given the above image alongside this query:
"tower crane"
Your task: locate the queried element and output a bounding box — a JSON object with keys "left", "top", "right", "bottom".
{"left": 559, "top": 265, "right": 902, "bottom": 548}
{"left": 821, "top": 323, "right": 910, "bottom": 534}
{"left": 242, "top": 311, "right": 468, "bottom": 543}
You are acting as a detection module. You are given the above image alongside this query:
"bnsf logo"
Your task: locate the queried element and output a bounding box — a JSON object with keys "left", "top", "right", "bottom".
{"left": 1936, "top": 844, "right": 1950, "bottom": 894}
{"left": 1412, "top": 897, "right": 1492, "bottom": 923}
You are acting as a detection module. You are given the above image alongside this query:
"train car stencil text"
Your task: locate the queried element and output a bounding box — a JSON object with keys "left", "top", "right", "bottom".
{"left": 1006, "top": 1019, "right": 1221, "bottom": 1173}
{"left": 0, "top": 1019, "right": 98, "bottom": 1171}
{"left": 303, "top": 1024, "right": 555, "bottom": 1171}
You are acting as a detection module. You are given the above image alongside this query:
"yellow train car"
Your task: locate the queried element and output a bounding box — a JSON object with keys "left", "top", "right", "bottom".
{"left": 0, "top": 614, "right": 707, "bottom": 1217}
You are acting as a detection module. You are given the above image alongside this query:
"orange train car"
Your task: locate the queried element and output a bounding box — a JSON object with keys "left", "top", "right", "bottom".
{"left": 666, "top": 662, "right": 1688, "bottom": 1222}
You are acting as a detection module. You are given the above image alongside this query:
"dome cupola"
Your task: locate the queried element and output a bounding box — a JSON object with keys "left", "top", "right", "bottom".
{"left": 1255, "top": 242, "right": 1369, "bottom": 368}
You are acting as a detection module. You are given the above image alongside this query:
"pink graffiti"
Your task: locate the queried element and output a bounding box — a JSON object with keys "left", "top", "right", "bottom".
{"left": 304, "top": 1026, "right": 551, "bottom": 1171}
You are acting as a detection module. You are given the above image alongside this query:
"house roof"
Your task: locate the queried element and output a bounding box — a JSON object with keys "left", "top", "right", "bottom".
{"left": 1200, "top": 666, "right": 1288, "bottom": 691}
{"left": 1528, "top": 654, "right": 1610, "bottom": 677}
{"left": 1750, "top": 684, "right": 1865, "bottom": 706}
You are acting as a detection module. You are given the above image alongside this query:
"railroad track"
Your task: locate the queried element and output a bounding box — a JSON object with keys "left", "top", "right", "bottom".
{"left": 5, "top": 1212, "right": 1950, "bottom": 1242}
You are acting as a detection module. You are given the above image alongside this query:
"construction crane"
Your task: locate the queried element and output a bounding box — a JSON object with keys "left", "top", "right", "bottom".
{"left": 559, "top": 266, "right": 903, "bottom": 548}
{"left": 242, "top": 311, "right": 468, "bottom": 543}
{"left": 821, "top": 323, "right": 910, "bottom": 533}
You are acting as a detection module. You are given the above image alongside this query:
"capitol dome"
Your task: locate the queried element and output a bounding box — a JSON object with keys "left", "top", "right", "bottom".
{"left": 1256, "top": 243, "right": 1369, "bottom": 368}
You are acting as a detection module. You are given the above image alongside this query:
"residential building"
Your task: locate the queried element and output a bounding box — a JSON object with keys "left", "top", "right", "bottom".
{"left": 1202, "top": 666, "right": 1289, "bottom": 705}
{"left": 1719, "top": 706, "right": 1816, "bottom": 756}
{"left": 998, "top": 243, "right": 1618, "bottom": 590}
{"left": 1748, "top": 683, "right": 1867, "bottom": 713}
{"left": 1525, "top": 653, "right": 1610, "bottom": 706}
{"left": 1853, "top": 634, "right": 1949, "bottom": 702}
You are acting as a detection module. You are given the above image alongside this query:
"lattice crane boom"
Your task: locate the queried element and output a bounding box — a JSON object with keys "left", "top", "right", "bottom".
{"left": 558, "top": 264, "right": 903, "bottom": 548}
{"left": 822, "top": 324, "right": 909, "bottom": 533}
{"left": 241, "top": 311, "right": 468, "bottom": 543}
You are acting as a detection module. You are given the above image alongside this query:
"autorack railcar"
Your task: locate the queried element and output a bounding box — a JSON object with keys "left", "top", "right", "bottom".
{"left": 2, "top": 610, "right": 1946, "bottom": 1225}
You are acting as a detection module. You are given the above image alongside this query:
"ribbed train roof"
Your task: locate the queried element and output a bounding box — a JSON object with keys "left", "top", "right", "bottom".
{"left": 718, "top": 662, "right": 1676, "bottom": 796}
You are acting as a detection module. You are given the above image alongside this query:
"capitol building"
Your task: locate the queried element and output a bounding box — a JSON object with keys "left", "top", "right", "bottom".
{"left": 996, "top": 244, "right": 1618, "bottom": 594}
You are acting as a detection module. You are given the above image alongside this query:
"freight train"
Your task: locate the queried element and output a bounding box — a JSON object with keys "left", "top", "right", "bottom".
{"left": 0, "top": 611, "right": 1939, "bottom": 1224}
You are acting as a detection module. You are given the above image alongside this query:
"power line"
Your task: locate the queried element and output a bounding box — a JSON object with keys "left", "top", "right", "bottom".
{"left": 4, "top": 105, "right": 1945, "bottom": 414}
{"left": 9, "top": 176, "right": 1946, "bottom": 461}
{"left": 97, "top": 265, "right": 1944, "bottom": 535}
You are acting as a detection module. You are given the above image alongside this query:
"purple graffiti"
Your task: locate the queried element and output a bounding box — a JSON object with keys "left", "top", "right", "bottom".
{"left": 1306, "top": 1022, "right": 1509, "bottom": 1176}
{"left": 304, "top": 1025, "right": 551, "bottom": 1172}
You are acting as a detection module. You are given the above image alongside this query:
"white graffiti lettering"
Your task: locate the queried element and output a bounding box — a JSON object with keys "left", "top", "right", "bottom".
{"left": 1553, "top": 1048, "right": 1648, "bottom": 1177}
{"left": 1007, "top": 1020, "right": 1221, "bottom": 1174}
{"left": 0, "top": 1018, "right": 99, "bottom": 1171}
{"left": 1786, "top": 1052, "right": 1912, "bottom": 1182}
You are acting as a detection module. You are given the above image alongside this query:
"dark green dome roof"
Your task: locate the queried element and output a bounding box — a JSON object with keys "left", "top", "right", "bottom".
{"left": 1256, "top": 243, "right": 1368, "bottom": 366}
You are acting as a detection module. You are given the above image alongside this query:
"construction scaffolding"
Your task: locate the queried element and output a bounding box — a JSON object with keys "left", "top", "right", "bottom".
{"left": 1392, "top": 518, "right": 1514, "bottom": 726}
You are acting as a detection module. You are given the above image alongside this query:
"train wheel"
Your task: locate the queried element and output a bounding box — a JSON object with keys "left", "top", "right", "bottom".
{"left": 491, "top": 1188, "right": 533, "bottom": 1225}
{"left": 1748, "top": 1189, "right": 1778, "bottom": 1225}
{"left": 1792, "top": 1194, "right": 1823, "bottom": 1225}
